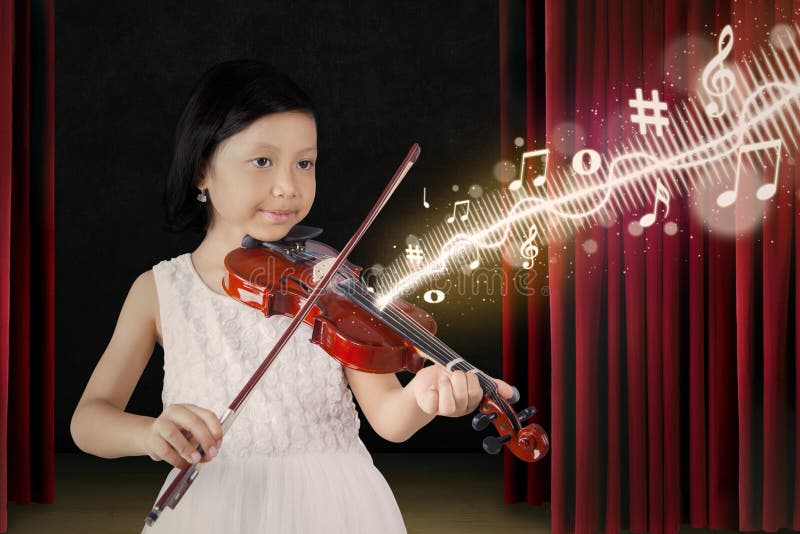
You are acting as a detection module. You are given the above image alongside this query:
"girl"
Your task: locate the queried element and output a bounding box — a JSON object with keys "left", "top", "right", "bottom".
{"left": 69, "top": 60, "right": 515, "bottom": 533}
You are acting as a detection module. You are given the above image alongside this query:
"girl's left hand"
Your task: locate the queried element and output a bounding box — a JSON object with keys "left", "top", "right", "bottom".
{"left": 408, "top": 364, "right": 516, "bottom": 417}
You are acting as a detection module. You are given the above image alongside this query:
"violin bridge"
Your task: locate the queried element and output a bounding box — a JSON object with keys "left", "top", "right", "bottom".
{"left": 312, "top": 258, "right": 337, "bottom": 284}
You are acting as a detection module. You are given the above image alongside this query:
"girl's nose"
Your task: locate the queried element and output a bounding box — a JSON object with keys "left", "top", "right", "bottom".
{"left": 270, "top": 167, "right": 297, "bottom": 198}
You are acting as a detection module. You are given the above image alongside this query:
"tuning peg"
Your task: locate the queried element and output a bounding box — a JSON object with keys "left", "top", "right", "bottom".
{"left": 517, "top": 406, "right": 537, "bottom": 422}
{"left": 471, "top": 412, "right": 497, "bottom": 431}
{"left": 482, "top": 434, "right": 512, "bottom": 454}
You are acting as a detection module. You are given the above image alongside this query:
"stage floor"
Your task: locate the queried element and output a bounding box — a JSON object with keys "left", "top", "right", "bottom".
{"left": 7, "top": 452, "right": 760, "bottom": 533}
{"left": 7, "top": 452, "right": 549, "bottom": 533}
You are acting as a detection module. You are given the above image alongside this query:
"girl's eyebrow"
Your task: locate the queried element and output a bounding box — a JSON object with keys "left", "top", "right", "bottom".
{"left": 252, "top": 142, "right": 317, "bottom": 153}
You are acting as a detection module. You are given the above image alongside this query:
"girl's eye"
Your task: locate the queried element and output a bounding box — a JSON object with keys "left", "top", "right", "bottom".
{"left": 252, "top": 157, "right": 272, "bottom": 168}
{"left": 298, "top": 160, "right": 315, "bottom": 170}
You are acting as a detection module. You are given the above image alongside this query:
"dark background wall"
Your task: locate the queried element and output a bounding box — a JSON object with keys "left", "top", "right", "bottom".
{"left": 56, "top": 1, "right": 502, "bottom": 453}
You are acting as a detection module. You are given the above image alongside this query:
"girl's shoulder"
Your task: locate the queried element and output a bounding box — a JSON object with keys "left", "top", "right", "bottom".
{"left": 147, "top": 253, "right": 193, "bottom": 346}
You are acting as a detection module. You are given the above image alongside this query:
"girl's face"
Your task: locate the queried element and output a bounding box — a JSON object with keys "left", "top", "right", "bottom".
{"left": 198, "top": 111, "right": 317, "bottom": 242}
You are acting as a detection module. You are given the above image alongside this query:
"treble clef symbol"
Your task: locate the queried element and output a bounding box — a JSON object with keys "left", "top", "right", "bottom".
{"left": 701, "top": 24, "right": 735, "bottom": 118}
{"left": 520, "top": 224, "right": 540, "bottom": 269}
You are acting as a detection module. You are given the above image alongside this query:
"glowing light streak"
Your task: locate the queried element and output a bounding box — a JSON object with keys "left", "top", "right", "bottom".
{"left": 375, "top": 25, "right": 800, "bottom": 308}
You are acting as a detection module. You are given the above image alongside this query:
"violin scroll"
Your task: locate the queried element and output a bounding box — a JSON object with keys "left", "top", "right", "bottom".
{"left": 472, "top": 394, "right": 549, "bottom": 462}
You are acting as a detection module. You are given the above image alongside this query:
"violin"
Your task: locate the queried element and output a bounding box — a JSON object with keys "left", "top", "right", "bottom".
{"left": 225, "top": 230, "right": 432, "bottom": 374}
{"left": 145, "top": 144, "right": 549, "bottom": 527}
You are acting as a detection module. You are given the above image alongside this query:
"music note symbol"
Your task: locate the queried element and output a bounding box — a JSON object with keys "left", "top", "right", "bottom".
{"left": 572, "top": 148, "right": 602, "bottom": 176}
{"left": 520, "top": 224, "right": 540, "bottom": 269}
{"left": 639, "top": 181, "right": 671, "bottom": 228}
{"left": 446, "top": 200, "right": 470, "bottom": 223}
{"left": 454, "top": 239, "right": 480, "bottom": 270}
{"left": 467, "top": 246, "right": 480, "bottom": 270}
{"left": 716, "top": 139, "right": 782, "bottom": 208}
{"left": 702, "top": 25, "right": 735, "bottom": 118}
{"left": 405, "top": 244, "right": 425, "bottom": 265}
{"left": 423, "top": 187, "right": 430, "bottom": 208}
{"left": 509, "top": 149, "right": 549, "bottom": 191}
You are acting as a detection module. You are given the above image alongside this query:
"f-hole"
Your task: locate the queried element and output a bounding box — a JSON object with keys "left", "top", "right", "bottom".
{"left": 280, "top": 275, "right": 313, "bottom": 294}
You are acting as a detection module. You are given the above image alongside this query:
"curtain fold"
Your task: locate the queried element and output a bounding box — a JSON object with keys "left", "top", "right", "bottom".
{"left": 0, "top": 0, "right": 55, "bottom": 532}
{"left": 501, "top": 1, "right": 800, "bottom": 532}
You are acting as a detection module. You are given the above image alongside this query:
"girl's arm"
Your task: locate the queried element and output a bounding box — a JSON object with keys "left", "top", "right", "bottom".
{"left": 344, "top": 362, "right": 514, "bottom": 443}
{"left": 70, "top": 270, "right": 161, "bottom": 458}
{"left": 70, "top": 271, "right": 222, "bottom": 467}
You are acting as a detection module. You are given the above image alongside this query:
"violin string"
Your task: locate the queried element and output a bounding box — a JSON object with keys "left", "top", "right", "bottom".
{"left": 345, "top": 284, "right": 519, "bottom": 428}
{"left": 341, "top": 282, "right": 466, "bottom": 365}
{"left": 342, "top": 280, "right": 500, "bottom": 395}
{"left": 345, "top": 282, "right": 482, "bottom": 373}
{"left": 352, "top": 285, "right": 523, "bottom": 431}
{"left": 291, "top": 250, "right": 500, "bottom": 395}
{"left": 346, "top": 282, "right": 496, "bottom": 388}
{"left": 282, "top": 250, "right": 517, "bottom": 428}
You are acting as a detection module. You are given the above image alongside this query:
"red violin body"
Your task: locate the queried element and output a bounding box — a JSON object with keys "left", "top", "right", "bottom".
{"left": 222, "top": 239, "right": 434, "bottom": 374}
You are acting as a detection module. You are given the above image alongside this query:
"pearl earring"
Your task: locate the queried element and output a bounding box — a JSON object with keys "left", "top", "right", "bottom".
{"left": 197, "top": 189, "right": 208, "bottom": 203}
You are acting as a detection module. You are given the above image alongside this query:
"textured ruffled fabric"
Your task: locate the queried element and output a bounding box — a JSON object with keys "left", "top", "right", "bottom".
{"left": 141, "top": 253, "right": 406, "bottom": 533}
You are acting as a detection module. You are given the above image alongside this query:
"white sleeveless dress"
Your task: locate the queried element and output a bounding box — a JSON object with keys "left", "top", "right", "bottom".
{"left": 141, "top": 252, "right": 407, "bottom": 534}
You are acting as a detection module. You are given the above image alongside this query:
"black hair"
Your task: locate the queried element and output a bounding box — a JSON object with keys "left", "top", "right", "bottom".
{"left": 162, "top": 60, "right": 316, "bottom": 234}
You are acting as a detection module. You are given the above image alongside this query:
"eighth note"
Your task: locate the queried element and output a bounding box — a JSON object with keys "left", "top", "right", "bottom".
{"left": 639, "top": 181, "right": 671, "bottom": 228}
{"left": 716, "top": 139, "right": 782, "bottom": 208}
{"left": 466, "top": 245, "right": 480, "bottom": 270}
{"left": 446, "top": 200, "right": 470, "bottom": 223}
{"left": 423, "top": 187, "right": 430, "bottom": 208}
{"left": 452, "top": 239, "right": 480, "bottom": 270}
{"left": 509, "top": 148, "right": 549, "bottom": 191}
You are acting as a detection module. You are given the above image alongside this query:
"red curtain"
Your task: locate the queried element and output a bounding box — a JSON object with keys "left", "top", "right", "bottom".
{"left": 0, "top": 0, "right": 55, "bottom": 532}
{"left": 501, "top": 1, "right": 800, "bottom": 533}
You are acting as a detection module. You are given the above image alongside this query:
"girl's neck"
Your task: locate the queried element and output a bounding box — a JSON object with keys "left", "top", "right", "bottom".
{"left": 192, "top": 220, "right": 292, "bottom": 276}
{"left": 192, "top": 223, "right": 246, "bottom": 272}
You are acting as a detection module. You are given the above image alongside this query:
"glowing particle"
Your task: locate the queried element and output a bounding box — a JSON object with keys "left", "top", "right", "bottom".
{"left": 770, "top": 23, "right": 795, "bottom": 51}
{"left": 493, "top": 160, "right": 516, "bottom": 183}
{"left": 628, "top": 220, "right": 644, "bottom": 236}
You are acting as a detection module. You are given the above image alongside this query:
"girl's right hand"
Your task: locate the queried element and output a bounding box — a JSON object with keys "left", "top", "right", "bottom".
{"left": 141, "top": 403, "right": 223, "bottom": 469}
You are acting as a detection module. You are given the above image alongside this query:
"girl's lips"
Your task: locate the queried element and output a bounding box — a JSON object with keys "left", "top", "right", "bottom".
{"left": 259, "top": 210, "right": 294, "bottom": 223}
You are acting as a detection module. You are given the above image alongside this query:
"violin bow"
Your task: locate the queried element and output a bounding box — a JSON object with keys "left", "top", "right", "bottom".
{"left": 144, "top": 144, "right": 421, "bottom": 527}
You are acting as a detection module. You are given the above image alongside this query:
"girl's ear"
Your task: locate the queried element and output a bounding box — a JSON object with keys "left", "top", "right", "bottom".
{"left": 195, "top": 174, "right": 207, "bottom": 191}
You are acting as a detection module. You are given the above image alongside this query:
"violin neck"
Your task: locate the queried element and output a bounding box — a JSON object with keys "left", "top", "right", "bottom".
{"left": 340, "top": 280, "right": 500, "bottom": 396}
